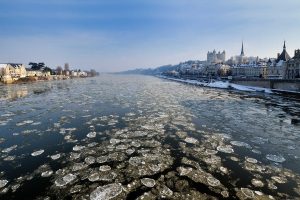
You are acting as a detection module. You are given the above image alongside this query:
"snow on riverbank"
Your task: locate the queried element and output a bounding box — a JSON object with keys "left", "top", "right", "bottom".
{"left": 158, "top": 76, "right": 273, "bottom": 93}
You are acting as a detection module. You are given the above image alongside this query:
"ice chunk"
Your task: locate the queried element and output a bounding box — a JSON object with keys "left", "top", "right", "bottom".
{"left": 70, "top": 185, "right": 82, "bottom": 194}
{"left": 55, "top": 174, "right": 77, "bottom": 187}
{"left": 72, "top": 163, "right": 87, "bottom": 171}
{"left": 88, "top": 173, "right": 100, "bottom": 182}
{"left": 4, "top": 156, "right": 15, "bottom": 161}
{"left": 73, "top": 145, "right": 85, "bottom": 151}
{"left": 126, "top": 148, "right": 135, "bottom": 155}
{"left": 11, "top": 183, "right": 20, "bottom": 192}
{"left": 87, "top": 132, "right": 97, "bottom": 138}
{"left": 266, "top": 154, "right": 286, "bottom": 163}
{"left": 110, "top": 138, "right": 121, "bottom": 145}
{"left": 88, "top": 142, "right": 98, "bottom": 147}
{"left": 0, "top": 179, "right": 8, "bottom": 188}
{"left": 241, "top": 188, "right": 254, "bottom": 198}
{"left": 31, "top": 149, "right": 44, "bottom": 156}
{"left": 184, "top": 137, "right": 198, "bottom": 144}
{"left": 129, "top": 157, "right": 142, "bottom": 166}
{"left": 219, "top": 166, "right": 228, "bottom": 174}
{"left": 205, "top": 149, "right": 218, "bottom": 155}
{"left": 204, "top": 156, "right": 221, "bottom": 164}
{"left": 99, "top": 165, "right": 111, "bottom": 172}
{"left": 16, "top": 120, "right": 33, "bottom": 126}
{"left": 177, "top": 166, "right": 193, "bottom": 176}
{"left": 217, "top": 145, "right": 234, "bottom": 154}
{"left": 207, "top": 177, "right": 220, "bottom": 187}
{"left": 41, "top": 170, "right": 53, "bottom": 177}
{"left": 70, "top": 152, "right": 81, "bottom": 160}
{"left": 252, "top": 149, "right": 261, "bottom": 154}
{"left": 32, "top": 122, "right": 41, "bottom": 126}
{"left": 85, "top": 156, "right": 96, "bottom": 165}
{"left": 221, "top": 191, "right": 229, "bottom": 198}
{"left": 24, "top": 120, "right": 34, "bottom": 124}
{"left": 97, "top": 156, "right": 108, "bottom": 164}
{"left": 251, "top": 179, "right": 264, "bottom": 187}
{"left": 246, "top": 157, "right": 258, "bottom": 164}
{"left": 99, "top": 172, "right": 117, "bottom": 181}
{"left": 271, "top": 176, "right": 287, "bottom": 184}
{"left": 131, "top": 141, "right": 141, "bottom": 148}
{"left": 149, "top": 164, "right": 161, "bottom": 172}
{"left": 90, "top": 183, "right": 123, "bottom": 200}
{"left": 141, "top": 178, "right": 156, "bottom": 188}
{"left": 116, "top": 144, "right": 128, "bottom": 150}
{"left": 160, "top": 185, "right": 173, "bottom": 197}
{"left": 230, "top": 141, "right": 251, "bottom": 148}
{"left": 251, "top": 137, "right": 268, "bottom": 145}
{"left": 2, "top": 145, "right": 18, "bottom": 153}
{"left": 51, "top": 153, "right": 61, "bottom": 160}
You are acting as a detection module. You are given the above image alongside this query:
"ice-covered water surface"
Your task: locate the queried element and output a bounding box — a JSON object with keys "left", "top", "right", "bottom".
{"left": 0, "top": 75, "right": 300, "bottom": 199}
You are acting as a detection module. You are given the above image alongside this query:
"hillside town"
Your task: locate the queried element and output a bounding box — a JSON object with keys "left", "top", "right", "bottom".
{"left": 0, "top": 63, "right": 98, "bottom": 84}
{"left": 162, "top": 41, "right": 300, "bottom": 81}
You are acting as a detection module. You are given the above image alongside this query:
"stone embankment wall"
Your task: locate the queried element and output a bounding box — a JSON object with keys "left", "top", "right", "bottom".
{"left": 231, "top": 78, "right": 300, "bottom": 92}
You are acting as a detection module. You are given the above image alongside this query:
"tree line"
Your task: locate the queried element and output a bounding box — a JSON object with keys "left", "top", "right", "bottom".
{"left": 28, "top": 62, "right": 98, "bottom": 76}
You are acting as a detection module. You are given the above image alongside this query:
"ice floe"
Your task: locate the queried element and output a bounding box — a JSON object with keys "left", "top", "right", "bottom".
{"left": 206, "top": 176, "right": 221, "bottom": 187}
{"left": 230, "top": 141, "right": 251, "bottom": 148}
{"left": 31, "top": 149, "right": 44, "bottom": 156}
{"left": 99, "top": 165, "right": 111, "bottom": 172}
{"left": 50, "top": 153, "right": 61, "bottom": 160}
{"left": 184, "top": 137, "right": 198, "bottom": 144}
{"left": 266, "top": 154, "right": 286, "bottom": 163}
{"left": 87, "top": 131, "right": 96, "bottom": 138}
{"left": 55, "top": 174, "right": 77, "bottom": 187}
{"left": 141, "top": 178, "right": 156, "bottom": 188}
{"left": 246, "top": 157, "right": 258, "bottom": 164}
{"left": 90, "top": 183, "right": 123, "bottom": 200}
{"left": 0, "top": 180, "right": 8, "bottom": 188}
{"left": 217, "top": 145, "right": 234, "bottom": 154}
{"left": 41, "top": 170, "right": 53, "bottom": 177}
{"left": 240, "top": 188, "right": 255, "bottom": 198}
{"left": 2, "top": 145, "right": 18, "bottom": 153}
{"left": 251, "top": 179, "right": 264, "bottom": 187}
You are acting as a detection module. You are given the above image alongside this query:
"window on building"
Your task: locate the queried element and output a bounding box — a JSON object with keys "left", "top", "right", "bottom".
{"left": 296, "top": 70, "right": 299, "bottom": 78}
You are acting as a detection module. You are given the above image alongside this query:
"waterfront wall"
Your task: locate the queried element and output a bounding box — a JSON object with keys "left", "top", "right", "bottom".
{"left": 231, "top": 78, "right": 300, "bottom": 92}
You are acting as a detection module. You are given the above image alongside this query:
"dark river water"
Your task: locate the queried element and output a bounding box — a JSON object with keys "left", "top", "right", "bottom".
{"left": 0, "top": 75, "right": 300, "bottom": 200}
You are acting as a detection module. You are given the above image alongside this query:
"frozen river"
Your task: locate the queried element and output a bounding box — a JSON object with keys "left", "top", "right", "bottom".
{"left": 0, "top": 75, "right": 300, "bottom": 199}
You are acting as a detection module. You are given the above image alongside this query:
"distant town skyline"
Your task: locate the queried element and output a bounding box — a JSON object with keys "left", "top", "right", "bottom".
{"left": 1, "top": 0, "right": 300, "bottom": 72}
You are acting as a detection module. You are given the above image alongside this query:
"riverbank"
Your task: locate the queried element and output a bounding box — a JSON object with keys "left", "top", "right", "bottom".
{"left": 158, "top": 75, "right": 274, "bottom": 93}
{"left": 1, "top": 75, "right": 93, "bottom": 84}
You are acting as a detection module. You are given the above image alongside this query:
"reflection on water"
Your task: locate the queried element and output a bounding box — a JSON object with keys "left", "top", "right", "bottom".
{"left": 0, "top": 75, "right": 300, "bottom": 199}
{"left": 0, "top": 84, "right": 28, "bottom": 101}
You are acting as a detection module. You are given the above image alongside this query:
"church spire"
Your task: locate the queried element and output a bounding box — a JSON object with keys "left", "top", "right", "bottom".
{"left": 283, "top": 40, "right": 286, "bottom": 50}
{"left": 241, "top": 41, "right": 245, "bottom": 56}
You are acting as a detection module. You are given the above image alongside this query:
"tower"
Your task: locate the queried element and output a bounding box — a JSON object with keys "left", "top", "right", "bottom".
{"left": 276, "top": 41, "right": 290, "bottom": 63}
{"left": 241, "top": 41, "right": 245, "bottom": 56}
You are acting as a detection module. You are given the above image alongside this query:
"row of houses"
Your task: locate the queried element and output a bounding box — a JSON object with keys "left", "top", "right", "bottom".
{"left": 0, "top": 64, "right": 48, "bottom": 83}
{"left": 231, "top": 43, "right": 300, "bottom": 79}
{"left": 0, "top": 64, "right": 90, "bottom": 83}
{"left": 60, "top": 70, "right": 88, "bottom": 77}
{"left": 176, "top": 41, "right": 300, "bottom": 80}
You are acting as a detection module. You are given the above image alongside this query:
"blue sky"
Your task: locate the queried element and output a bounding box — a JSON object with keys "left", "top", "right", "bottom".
{"left": 1, "top": 0, "right": 300, "bottom": 72}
